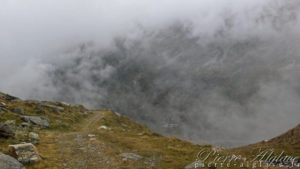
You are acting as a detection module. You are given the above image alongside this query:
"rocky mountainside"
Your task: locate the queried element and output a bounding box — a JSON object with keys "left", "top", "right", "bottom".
{"left": 0, "top": 91, "right": 299, "bottom": 169}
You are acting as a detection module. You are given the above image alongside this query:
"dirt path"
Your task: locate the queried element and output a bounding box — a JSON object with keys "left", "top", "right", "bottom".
{"left": 80, "top": 111, "right": 104, "bottom": 131}
{"left": 53, "top": 111, "right": 109, "bottom": 168}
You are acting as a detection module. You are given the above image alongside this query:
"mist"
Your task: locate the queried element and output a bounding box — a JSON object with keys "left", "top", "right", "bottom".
{"left": 1, "top": 0, "right": 300, "bottom": 147}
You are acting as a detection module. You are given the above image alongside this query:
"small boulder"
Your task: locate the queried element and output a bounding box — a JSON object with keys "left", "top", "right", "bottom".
{"left": 0, "top": 123, "right": 15, "bottom": 138}
{"left": 0, "top": 102, "right": 6, "bottom": 107}
{"left": 120, "top": 153, "right": 143, "bottom": 161}
{"left": 21, "top": 116, "right": 49, "bottom": 128}
{"left": 4, "top": 120, "right": 16, "bottom": 128}
{"left": 8, "top": 143, "right": 41, "bottom": 164}
{"left": 20, "top": 122, "right": 31, "bottom": 130}
{"left": 0, "top": 152, "right": 25, "bottom": 169}
{"left": 98, "top": 125, "right": 108, "bottom": 130}
{"left": 28, "top": 132, "right": 39, "bottom": 145}
{"left": 41, "top": 104, "right": 64, "bottom": 112}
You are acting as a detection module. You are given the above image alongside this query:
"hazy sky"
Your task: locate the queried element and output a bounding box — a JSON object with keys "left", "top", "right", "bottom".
{"left": 0, "top": 0, "right": 271, "bottom": 93}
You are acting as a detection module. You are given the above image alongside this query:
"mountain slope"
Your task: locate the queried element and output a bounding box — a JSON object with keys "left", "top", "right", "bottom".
{"left": 0, "top": 92, "right": 207, "bottom": 169}
{"left": 0, "top": 91, "right": 299, "bottom": 169}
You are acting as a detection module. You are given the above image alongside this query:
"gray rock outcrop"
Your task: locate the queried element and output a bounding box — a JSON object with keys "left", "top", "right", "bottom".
{"left": 8, "top": 143, "right": 42, "bottom": 164}
{"left": 0, "top": 152, "right": 25, "bottom": 169}
{"left": 21, "top": 116, "right": 49, "bottom": 128}
{"left": 0, "top": 123, "right": 15, "bottom": 138}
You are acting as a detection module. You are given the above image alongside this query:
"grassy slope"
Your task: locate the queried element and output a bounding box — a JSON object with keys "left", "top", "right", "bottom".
{"left": 0, "top": 92, "right": 299, "bottom": 169}
{"left": 0, "top": 93, "right": 206, "bottom": 169}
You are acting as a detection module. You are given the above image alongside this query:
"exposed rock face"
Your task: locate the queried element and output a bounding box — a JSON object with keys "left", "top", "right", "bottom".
{"left": 0, "top": 152, "right": 25, "bottom": 169}
{"left": 21, "top": 116, "right": 49, "bottom": 128}
{"left": 0, "top": 123, "right": 15, "bottom": 138}
{"left": 8, "top": 143, "right": 42, "bottom": 164}
{"left": 120, "top": 153, "right": 143, "bottom": 160}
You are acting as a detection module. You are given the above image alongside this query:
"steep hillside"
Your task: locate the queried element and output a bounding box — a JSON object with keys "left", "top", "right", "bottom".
{"left": 0, "top": 92, "right": 207, "bottom": 169}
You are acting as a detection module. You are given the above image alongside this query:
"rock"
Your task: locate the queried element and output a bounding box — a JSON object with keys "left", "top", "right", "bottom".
{"left": 21, "top": 116, "right": 49, "bottom": 128}
{"left": 0, "top": 102, "right": 6, "bottom": 107}
{"left": 41, "top": 104, "right": 64, "bottom": 111}
{"left": 60, "top": 102, "right": 70, "bottom": 106}
{"left": 10, "top": 107, "right": 25, "bottom": 115}
{"left": 20, "top": 123, "right": 31, "bottom": 130}
{"left": 98, "top": 125, "right": 108, "bottom": 130}
{"left": 185, "top": 162, "right": 195, "bottom": 169}
{"left": 8, "top": 143, "right": 42, "bottom": 164}
{"left": 4, "top": 120, "right": 16, "bottom": 127}
{"left": 88, "top": 134, "right": 96, "bottom": 137}
{"left": 115, "top": 112, "right": 121, "bottom": 117}
{"left": 137, "top": 132, "right": 145, "bottom": 136}
{"left": 0, "top": 107, "right": 7, "bottom": 113}
{"left": 212, "top": 146, "right": 225, "bottom": 152}
{"left": 119, "top": 153, "right": 143, "bottom": 161}
{"left": 15, "top": 131, "right": 27, "bottom": 137}
{"left": 28, "top": 132, "right": 39, "bottom": 145}
{"left": 55, "top": 120, "right": 62, "bottom": 124}
{"left": 0, "top": 123, "right": 15, "bottom": 138}
{"left": 0, "top": 152, "right": 26, "bottom": 169}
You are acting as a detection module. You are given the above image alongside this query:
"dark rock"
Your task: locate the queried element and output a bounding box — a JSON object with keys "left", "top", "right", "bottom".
{"left": 0, "top": 107, "right": 8, "bottom": 113}
{"left": 20, "top": 122, "right": 31, "bottom": 130}
{"left": 9, "top": 143, "right": 41, "bottom": 164}
{"left": 0, "top": 123, "right": 15, "bottom": 138}
{"left": 10, "top": 107, "right": 25, "bottom": 115}
{"left": 0, "top": 152, "right": 25, "bottom": 169}
{"left": 21, "top": 116, "right": 49, "bottom": 128}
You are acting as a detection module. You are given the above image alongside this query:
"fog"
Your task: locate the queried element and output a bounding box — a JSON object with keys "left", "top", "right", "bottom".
{"left": 1, "top": 0, "right": 300, "bottom": 147}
